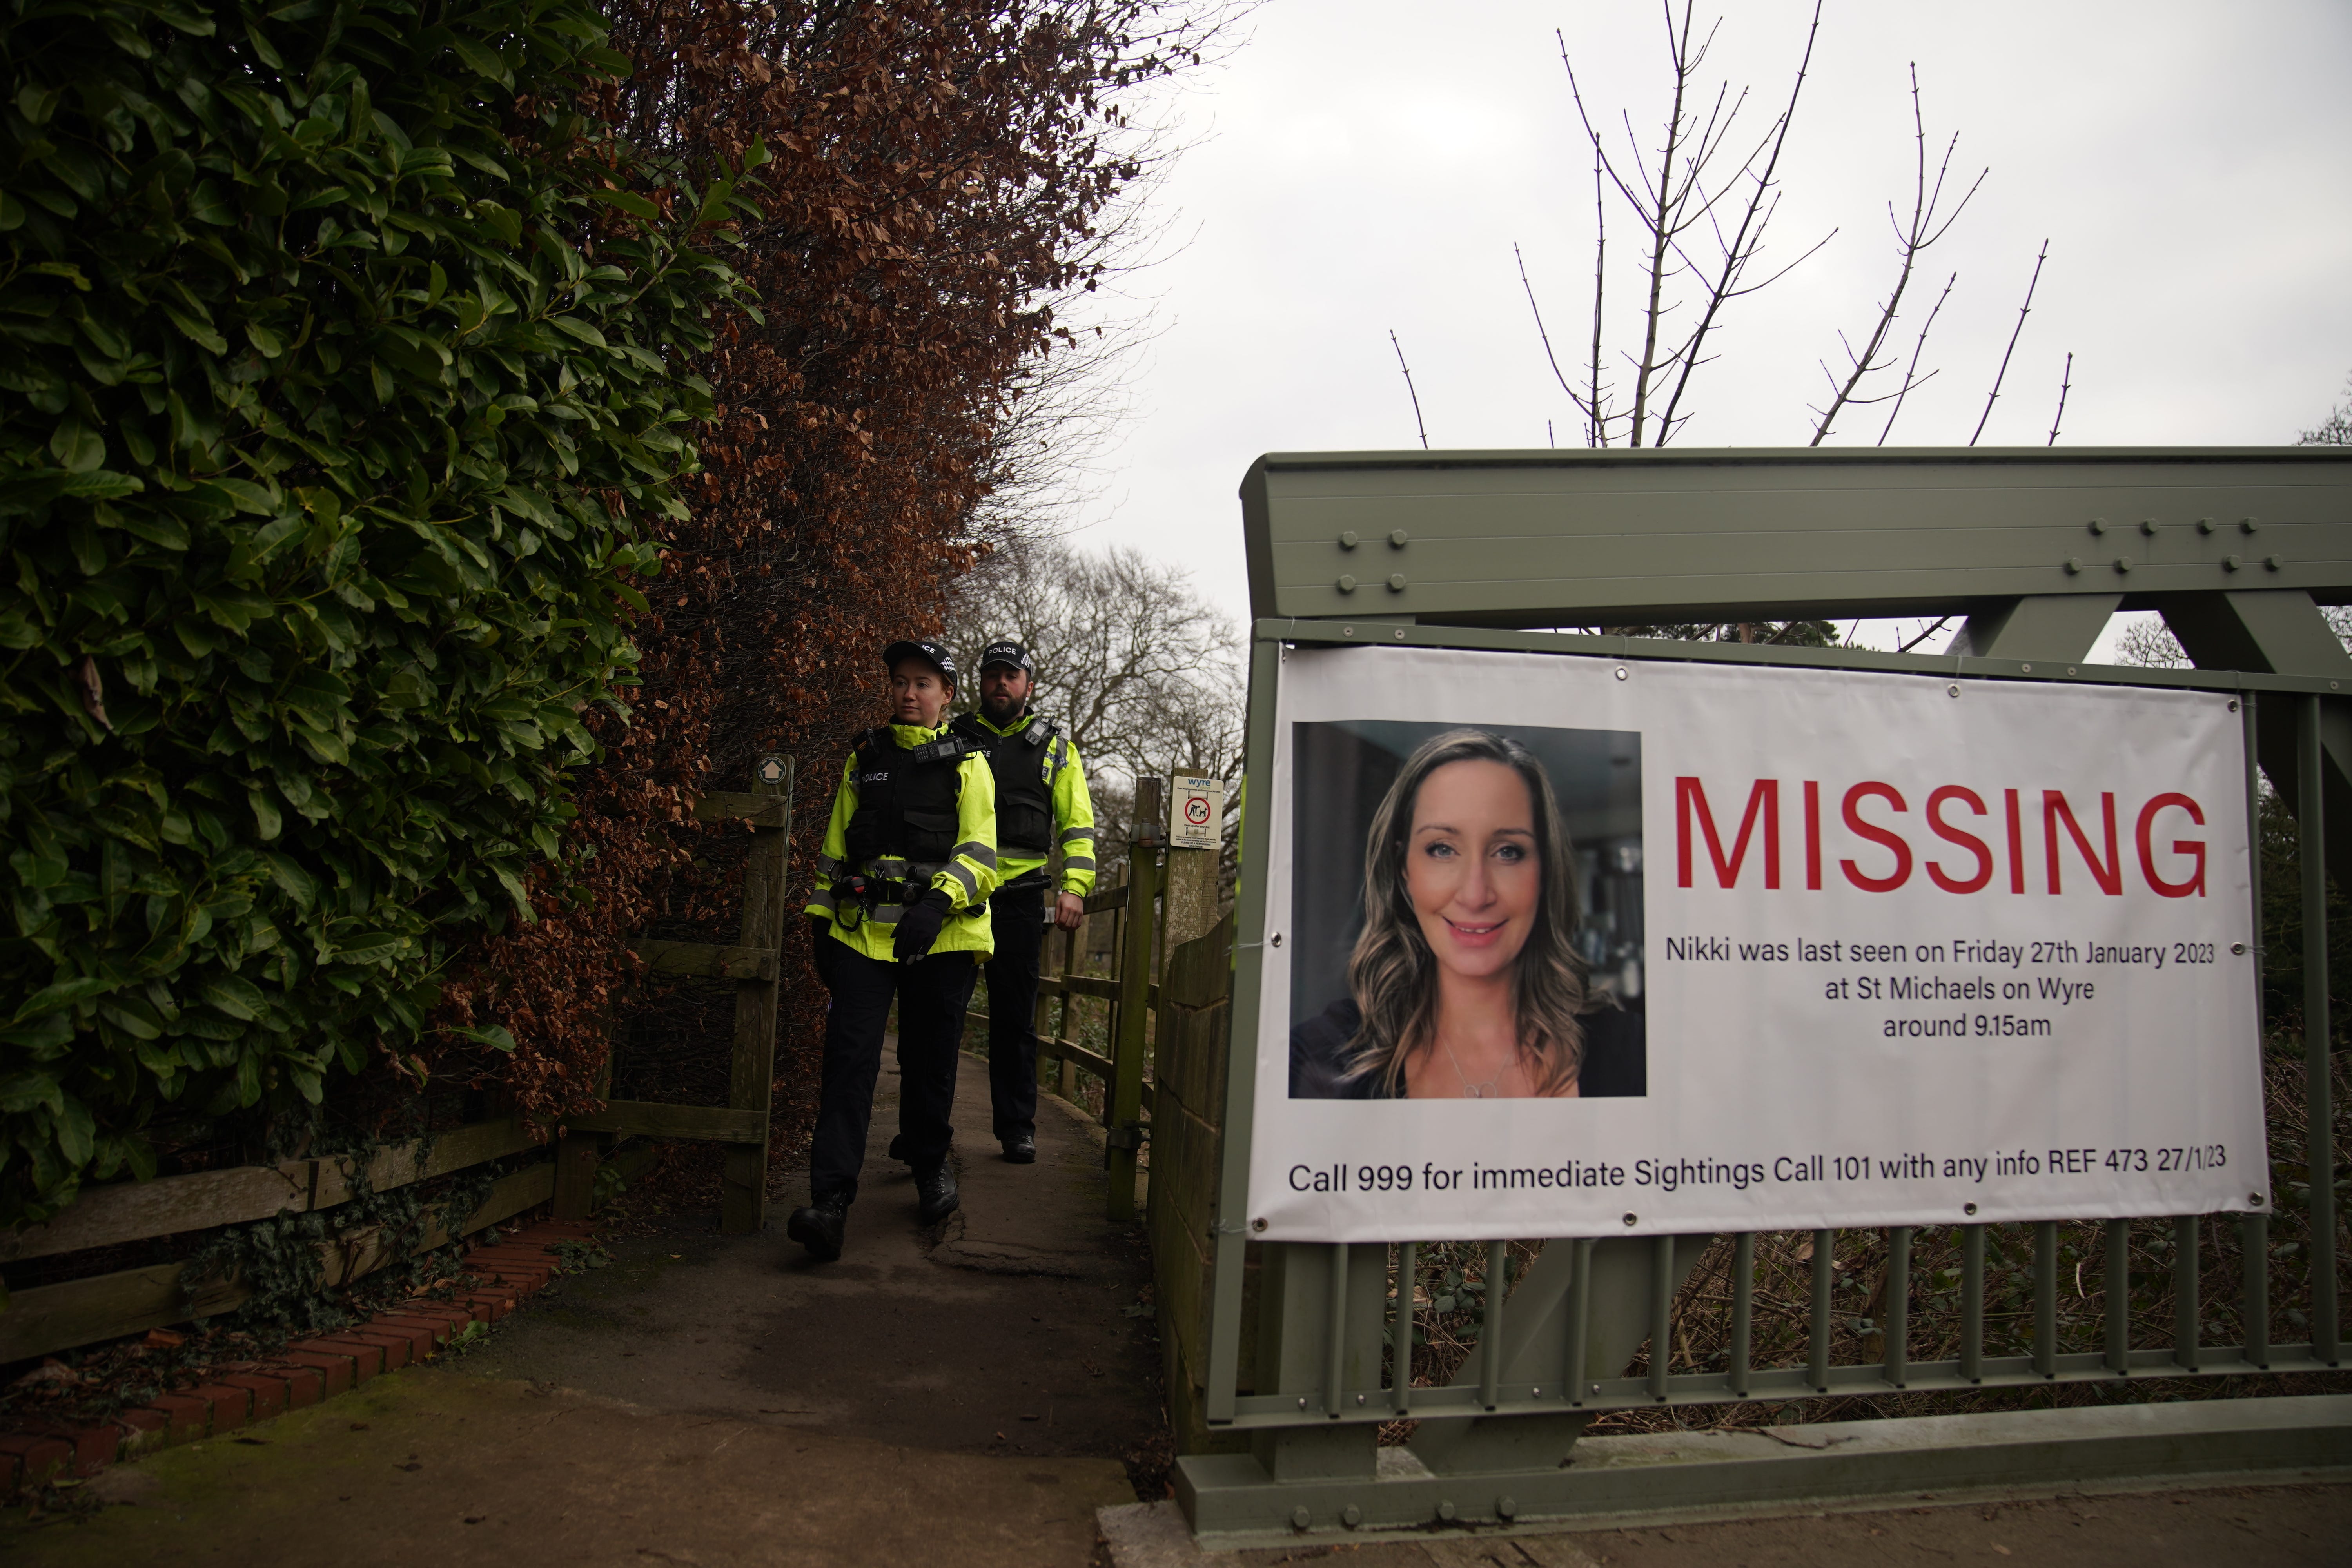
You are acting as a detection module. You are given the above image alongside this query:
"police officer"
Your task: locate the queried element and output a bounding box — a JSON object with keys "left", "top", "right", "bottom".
{"left": 949, "top": 641, "right": 1096, "bottom": 1163}
{"left": 788, "top": 640, "right": 998, "bottom": 1262}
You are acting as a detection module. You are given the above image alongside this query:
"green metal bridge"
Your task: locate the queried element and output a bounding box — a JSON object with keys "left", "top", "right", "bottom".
{"left": 1151, "top": 445, "right": 2352, "bottom": 1545}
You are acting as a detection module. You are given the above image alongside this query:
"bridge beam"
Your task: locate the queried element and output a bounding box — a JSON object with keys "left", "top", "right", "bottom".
{"left": 1951, "top": 593, "right": 2122, "bottom": 662}
{"left": 1248, "top": 1243, "right": 1386, "bottom": 1481}
{"left": 2161, "top": 590, "right": 2352, "bottom": 891}
{"left": 1407, "top": 1234, "right": 1710, "bottom": 1477}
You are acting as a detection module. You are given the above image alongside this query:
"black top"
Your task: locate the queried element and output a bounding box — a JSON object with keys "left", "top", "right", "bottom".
{"left": 1289, "top": 998, "right": 1647, "bottom": 1099}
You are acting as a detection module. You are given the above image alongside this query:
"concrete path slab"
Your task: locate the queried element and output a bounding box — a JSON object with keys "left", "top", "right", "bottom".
{"left": 456, "top": 1055, "right": 1161, "bottom": 1464}
{"left": 2, "top": 1051, "right": 1163, "bottom": 1564}
{"left": 13, "top": 1367, "right": 1131, "bottom": 1567}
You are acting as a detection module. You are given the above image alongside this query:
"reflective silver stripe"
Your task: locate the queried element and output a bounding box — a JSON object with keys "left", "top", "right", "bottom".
{"left": 806, "top": 888, "right": 838, "bottom": 912}
{"left": 1052, "top": 736, "right": 1068, "bottom": 773}
{"left": 816, "top": 853, "right": 843, "bottom": 876}
{"left": 940, "top": 860, "right": 980, "bottom": 901}
{"left": 1063, "top": 855, "right": 1096, "bottom": 872}
{"left": 1060, "top": 826, "right": 1096, "bottom": 845}
{"left": 875, "top": 902, "right": 906, "bottom": 924}
{"left": 953, "top": 840, "right": 997, "bottom": 869}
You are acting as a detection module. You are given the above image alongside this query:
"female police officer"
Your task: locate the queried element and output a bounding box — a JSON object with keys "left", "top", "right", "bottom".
{"left": 789, "top": 640, "right": 997, "bottom": 1262}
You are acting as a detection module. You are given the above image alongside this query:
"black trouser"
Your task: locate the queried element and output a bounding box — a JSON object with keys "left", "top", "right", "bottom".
{"left": 809, "top": 940, "right": 976, "bottom": 1208}
{"left": 984, "top": 879, "right": 1048, "bottom": 1145}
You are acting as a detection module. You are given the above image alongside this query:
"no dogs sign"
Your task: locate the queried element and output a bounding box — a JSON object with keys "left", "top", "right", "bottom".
{"left": 1169, "top": 773, "right": 1226, "bottom": 850}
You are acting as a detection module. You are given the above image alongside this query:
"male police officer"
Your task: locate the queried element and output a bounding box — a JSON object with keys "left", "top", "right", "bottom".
{"left": 788, "top": 640, "right": 997, "bottom": 1262}
{"left": 948, "top": 641, "right": 1096, "bottom": 1163}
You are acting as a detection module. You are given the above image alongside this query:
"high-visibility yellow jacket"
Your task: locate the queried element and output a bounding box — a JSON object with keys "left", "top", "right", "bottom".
{"left": 956, "top": 710, "right": 1098, "bottom": 897}
{"left": 805, "top": 722, "right": 998, "bottom": 962}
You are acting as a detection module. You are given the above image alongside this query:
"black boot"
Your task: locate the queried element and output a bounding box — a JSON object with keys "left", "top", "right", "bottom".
{"left": 1000, "top": 1134, "right": 1036, "bottom": 1165}
{"left": 915, "top": 1163, "right": 960, "bottom": 1225}
{"left": 786, "top": 1200, "right": 847, "bottom": 1261}
{"left": 886, "top": 1132, "right": 909, "bottom": 1163}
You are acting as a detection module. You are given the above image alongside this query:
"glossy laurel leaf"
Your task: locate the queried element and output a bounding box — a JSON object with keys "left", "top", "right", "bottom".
{"left": 0, "top": 0, "right": 747, "bottom": 1225}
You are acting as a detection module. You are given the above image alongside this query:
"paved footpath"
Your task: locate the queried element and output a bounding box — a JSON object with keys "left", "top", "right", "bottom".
{"left": 1, "top": 1054, "right": 1165, "bottom": 1567}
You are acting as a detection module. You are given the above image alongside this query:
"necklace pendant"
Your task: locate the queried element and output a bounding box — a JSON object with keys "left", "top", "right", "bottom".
{"left": 1466, "top": 1084, "right": 1486, "bottom": 1098}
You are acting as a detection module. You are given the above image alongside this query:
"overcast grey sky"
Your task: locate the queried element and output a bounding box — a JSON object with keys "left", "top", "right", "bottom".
{"left": 1058, "top": 0, "right": 2352, "bottom": 649}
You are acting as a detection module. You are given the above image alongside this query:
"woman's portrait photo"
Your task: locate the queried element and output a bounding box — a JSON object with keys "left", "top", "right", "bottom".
{"left": 1288, "top": 723, "right": 1646, "bottom": 1100}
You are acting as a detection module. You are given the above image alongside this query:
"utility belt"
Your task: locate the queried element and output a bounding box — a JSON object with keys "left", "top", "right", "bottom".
{"left": 833, "top": 864, "right": 985, "bottom": 931}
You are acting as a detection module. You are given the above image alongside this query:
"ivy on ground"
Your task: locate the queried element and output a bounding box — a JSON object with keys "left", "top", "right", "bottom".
{"left": 0, "top": 0, "right": 753, "bottom": 1225}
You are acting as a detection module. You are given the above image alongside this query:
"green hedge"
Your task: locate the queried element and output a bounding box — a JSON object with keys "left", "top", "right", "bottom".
{"left": 0, "top": 0, "right": 748, "bottom": 1224}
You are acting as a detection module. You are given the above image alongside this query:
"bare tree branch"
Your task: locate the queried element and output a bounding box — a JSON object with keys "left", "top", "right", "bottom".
{"left": 1628, "top": 2, "right": 1698, "bottom": 446}
{"left": 1808, "top": 65, "right": 1985, "bottom": 445}
{"left": 1651, "top": 0, "right": 1824, "bottom": 445}
{"left": 1897, "top": 615, "right": 1952, "bottom": 653}
{"left": 2302, "top": 372, "right": 2352, "bottom": 445}
{"left": 2048, "top": 350, "right": 2074, "bottom": 445}
{"left": 1876, "top": 270, "right": 1956, "bottom": 444}
{"left": 1588, "top": 147, "right": 1609, "bottom": 445}
{"left": 1518, "top": 241, "right": 1578, "bottom": 403}
{"left": 1389, "top": 328, "right": 1430, "bottom": 449}
{"left": 1971, "top": 238, "right": 2049, "bottom": 446}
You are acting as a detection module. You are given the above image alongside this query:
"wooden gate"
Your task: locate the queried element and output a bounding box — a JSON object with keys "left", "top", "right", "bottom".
{"left": 559, "top": 754, "right": 795, "bottom": 1235}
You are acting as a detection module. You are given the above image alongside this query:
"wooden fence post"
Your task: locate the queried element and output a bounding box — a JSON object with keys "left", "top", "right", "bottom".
{"left": 1072, "top": 862, "right": 1119, "bottom": 1101}
{"left": 1056, "top": 920, "right": 1080, "bottom": 1100}
{"left": 1033, "top": 915, "right": 1063, "bottom": 1091}
{"left": 553, "top": 1133, "right": 595, "bottom": 1222}
{"left": 554, "top": 1013, "right": 621, "bottom": 1221}
{"left": 1107, "top": 780, "right": 1163, "bottom": 1222}
{"left": 721, "top": 754, "right": 795, "bottom": 1235}
{"left": 1161, "top": 838, "right": 1220, "bottom": 962}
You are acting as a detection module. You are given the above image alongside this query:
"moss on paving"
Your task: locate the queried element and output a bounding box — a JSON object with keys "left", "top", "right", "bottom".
{"left": 1, "top": 1367, "right": 1131, "bottom": 1568}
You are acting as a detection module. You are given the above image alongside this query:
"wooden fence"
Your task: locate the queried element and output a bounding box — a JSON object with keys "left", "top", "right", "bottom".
{"left": 0, "top": 1117, "right": 556, "bottom": 1364}
{"left": 960, "top": 777, "right": 1231, "bottom": 1232}
{"left": 1149, "top": 911, "right": 1245, "bottom": 1456}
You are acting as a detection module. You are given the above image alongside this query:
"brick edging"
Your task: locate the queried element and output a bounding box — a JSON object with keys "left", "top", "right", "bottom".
{"left": 0, "top": 1216, "right": 594, "bottom": 1495}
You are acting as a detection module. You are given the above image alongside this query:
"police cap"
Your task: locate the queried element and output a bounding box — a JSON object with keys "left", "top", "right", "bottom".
{"left": 978, "top": 640, "right": 1032, "bottom": 673}
{"left": 882, "top": 639, "right": 958, "bottom": 684}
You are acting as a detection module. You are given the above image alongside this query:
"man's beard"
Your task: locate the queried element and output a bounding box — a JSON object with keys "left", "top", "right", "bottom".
{"left": 982, "top": 691, "right": 1024, "bottom": 725}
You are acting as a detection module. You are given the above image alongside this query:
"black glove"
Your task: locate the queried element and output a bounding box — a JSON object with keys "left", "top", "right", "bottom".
{"left": 892, "top": 887, "right": 955, "bottom": 962}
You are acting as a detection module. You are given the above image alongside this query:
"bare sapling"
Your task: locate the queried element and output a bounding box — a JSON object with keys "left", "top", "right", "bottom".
{"left": 1524, "top": 0, "right": 1830, "bottom": 448}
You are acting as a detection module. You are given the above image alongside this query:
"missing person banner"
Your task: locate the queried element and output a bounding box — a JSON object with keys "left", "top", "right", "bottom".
{"left": 1243, "top": 644, "right": 2267, "bottom": 1242}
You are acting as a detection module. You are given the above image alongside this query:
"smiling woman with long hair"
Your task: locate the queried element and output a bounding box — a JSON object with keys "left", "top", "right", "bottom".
{"left": 1290, "top": 729, "right": 1645, "bottom": 1100}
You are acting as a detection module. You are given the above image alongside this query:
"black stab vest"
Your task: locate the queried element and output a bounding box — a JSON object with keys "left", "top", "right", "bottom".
{"left": 842, "top": 727, "right": 974, "bottom": 869}
{"left": 950, "top": 711, "right": 1058, "bottom": 858}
